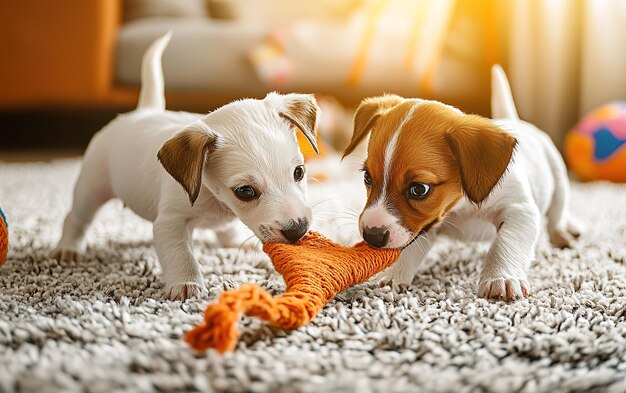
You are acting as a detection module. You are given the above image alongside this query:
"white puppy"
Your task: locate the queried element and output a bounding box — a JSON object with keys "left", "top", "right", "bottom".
{"left": 342, "top": 65, "right": 582, "bottom": 300}
{"left": 53, "top": 33, "right": 319, "bottom": 300}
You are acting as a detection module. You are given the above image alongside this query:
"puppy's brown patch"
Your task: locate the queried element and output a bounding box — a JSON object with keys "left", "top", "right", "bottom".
{"left": 158, "top": 129, "right": 217, "bottom": 205}
{"left": 368, "top": 102, "right": 464, "bottom": 235}
{"left": 280, "top": 94, "right": 320, "bottom": 154}
{"left": 445, "top": 115, "right": 517, "bottom": 204}
{"left": 342, "top": 94, "right": 404, "bottom": 159}
{"left": 345, "top": 95, "right": 516, "bottom": 239}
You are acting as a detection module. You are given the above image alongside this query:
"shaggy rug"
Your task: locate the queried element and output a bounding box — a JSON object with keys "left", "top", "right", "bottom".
{"left": 1, "top": 159, "right": 626, "bottom": 393}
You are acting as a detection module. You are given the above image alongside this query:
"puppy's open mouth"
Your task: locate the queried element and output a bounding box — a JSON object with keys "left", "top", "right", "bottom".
{"left": 400, "top": 218, "right": 439, "bottom": 250}
{"left": 401, "top": 231, "right": 424, "bottom": 250}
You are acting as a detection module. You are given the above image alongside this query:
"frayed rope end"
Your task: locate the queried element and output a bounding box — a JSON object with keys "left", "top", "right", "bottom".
{"left": 184, "top": 302, "right": 240, "bottom": 353}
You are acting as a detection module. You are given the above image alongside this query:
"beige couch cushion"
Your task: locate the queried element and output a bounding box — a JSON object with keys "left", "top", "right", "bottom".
{"left": 116, "top": 19, "right": 266, "bottom": 93}
{"left": 208, "top": 0, "right": 362, "bottom": 22}
{"left": 124, "top": 0, "right": 208, "bottom": 22}
{"left": 115, "top": 17, "right": 482, "bottom": 102}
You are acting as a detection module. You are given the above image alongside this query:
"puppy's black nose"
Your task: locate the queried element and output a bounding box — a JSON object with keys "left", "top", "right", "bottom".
{"left": 363, "top": 226, "right": 390, "bottom": 248}
{"left": 281, "top": 218, "right": 309, "bottom": 243}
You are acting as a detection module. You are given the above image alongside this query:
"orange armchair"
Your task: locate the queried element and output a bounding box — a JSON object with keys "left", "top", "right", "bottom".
{"left": 0, "top": 0, "right": 136, "bottom": 109}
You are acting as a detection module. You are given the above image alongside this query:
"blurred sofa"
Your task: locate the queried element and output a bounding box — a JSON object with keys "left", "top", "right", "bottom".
{"left": 0, "top": 0, "right": 502, "bottom": 115}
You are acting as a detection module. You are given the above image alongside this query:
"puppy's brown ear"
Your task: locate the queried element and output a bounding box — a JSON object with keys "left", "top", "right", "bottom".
{"left": 157, "top": 126, "right": 217, "bottom": 205}
{"left": 342, "top": 95, "right": 404, "bottom": 159}
{"left": 279, "top": 93, "right": 320, "bottom": 154}
{"left": 445, "top": 115, "right": 517, "bottom": 204}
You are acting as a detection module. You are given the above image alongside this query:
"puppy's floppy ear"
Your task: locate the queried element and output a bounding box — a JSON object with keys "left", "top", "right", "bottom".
{"left": 278, "top": 93, "right": 320, "bottom": 154}
{"left": 445, "top": 114, "right": 517, "bottom": 204}
{"left": 342, "top": 94, "right": 404, "bottom": 159}
{"left": 157, "top": 124, "right": 217, "bottom": 206}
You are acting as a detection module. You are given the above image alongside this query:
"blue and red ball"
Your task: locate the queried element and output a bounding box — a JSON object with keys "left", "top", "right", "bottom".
{"left": 565, "top": 101, "right": 626, "bottom": 182}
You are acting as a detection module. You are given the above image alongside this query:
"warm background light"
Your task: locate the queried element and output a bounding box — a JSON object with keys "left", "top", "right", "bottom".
{"left": 1, "top": 0, "right": 624, "bottom": 152}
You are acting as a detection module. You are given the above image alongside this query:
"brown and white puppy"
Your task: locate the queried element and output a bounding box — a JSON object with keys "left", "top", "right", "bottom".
{"left": 342, "top": 66, "right": 581, "bottom": 300}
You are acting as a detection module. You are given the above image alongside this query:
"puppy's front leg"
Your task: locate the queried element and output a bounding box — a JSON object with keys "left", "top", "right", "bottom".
{"left": 374, "top": 237, "right": 432, "bottom": 290}
{"left": 153, "top": 215, "right": 207, "bottom": 300}
{"left": 478, "top": 203, "right": 540, "bottom": 301}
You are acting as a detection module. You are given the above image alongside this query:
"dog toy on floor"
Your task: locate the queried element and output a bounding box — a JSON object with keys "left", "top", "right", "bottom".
{"left": 0, "top": 207, "right": 8, "bottom": 266}
{"left": 185, "top": 231, "right": 401, "bottom": 353}
{"left": 565, "top": 101, "right": 626, "bottom": 182}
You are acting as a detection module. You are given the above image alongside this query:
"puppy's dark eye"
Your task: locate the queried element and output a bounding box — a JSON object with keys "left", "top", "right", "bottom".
{"left": 294, "top": 165, "right": 305, "bottom": 182}
{"left": 234, "top": 185, "right": 257, "bottom": 201}
{"left": 363, "top": 170, "right": 372, "bottom": 186}
{"left": 408, "top": 183, "right": 430, "bottom": 199}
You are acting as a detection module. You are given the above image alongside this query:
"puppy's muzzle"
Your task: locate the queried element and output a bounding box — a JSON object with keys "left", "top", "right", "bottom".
{"left": 362, "top": 226, "right": 390, "bottom": 248}
{"left": 281, "top": 218, "right": 309, "bottom": 243}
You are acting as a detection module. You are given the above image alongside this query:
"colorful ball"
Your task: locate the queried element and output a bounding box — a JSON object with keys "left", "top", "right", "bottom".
{"left": 565, "top": 101, "right": 626, "bottom": 182}
{"left": 0, "top": 207, "right": 7, "bottom": 266}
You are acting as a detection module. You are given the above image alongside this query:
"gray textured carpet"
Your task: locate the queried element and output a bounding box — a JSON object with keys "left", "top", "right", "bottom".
{"left": 1, "top": 159, "right": 626, "bottom": 393}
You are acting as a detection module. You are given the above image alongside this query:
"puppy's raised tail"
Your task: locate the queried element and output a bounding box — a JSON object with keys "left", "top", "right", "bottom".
{"left": 491, "top": 64, "right": 519, "bottom": 120}
{"left": 137, "top": 32, "right": 172, "bottom": 111}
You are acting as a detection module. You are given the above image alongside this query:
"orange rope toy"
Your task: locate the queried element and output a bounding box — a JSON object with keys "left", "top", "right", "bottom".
{"left": 185, "top": 231, "right": 401, "bottom": 353}
{"left": 0, "top": 207, "right": 8, "bottom": 267}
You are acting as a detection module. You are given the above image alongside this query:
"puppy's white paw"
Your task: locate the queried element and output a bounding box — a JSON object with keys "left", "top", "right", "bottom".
{"left": 549, "top": 228, "right": 576, "bottom": 249}
{"left": 373, "top": 270, "right": 413, "bottom": 291}
{"left": 477, "top": 277, "right": 529, "bottom": 301}
{"left": 51, "top": 247, "right": 83, "bottom": 262}
{"left": 165, "top": 281, "right": 208, "bottom": 301}
{"left": 567, "top": 217, "right": 584, "bottom": 239}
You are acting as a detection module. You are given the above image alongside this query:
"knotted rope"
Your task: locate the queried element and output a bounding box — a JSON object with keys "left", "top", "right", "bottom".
{"left": 185, "top": 231, "right": 401, "bottom": 353}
